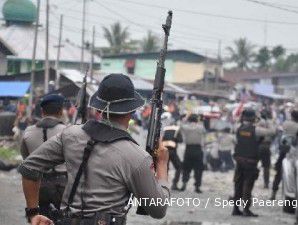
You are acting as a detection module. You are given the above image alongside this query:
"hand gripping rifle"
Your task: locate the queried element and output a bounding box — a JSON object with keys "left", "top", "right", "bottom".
{"left": 73, "top": 69, "right": 88, "bottom": 124}
{"left": 136, "top": 11, "right": 172, "bottom": 215}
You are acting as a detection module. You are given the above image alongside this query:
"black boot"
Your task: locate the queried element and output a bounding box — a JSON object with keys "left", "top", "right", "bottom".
{"left": 243, "top": 209, "right": 258, "bottom": 217}
{"left": 171, "top": 183, "right": 179, "bottom": 191}
{"left": 195, "top": 186, "right": 202, "bottom": 194}
{"left": 270, "top": 190, "right": 277, "bottom": 200}
{"left": 180, "top": 183, "right": 187, "bottom": 191}
{"left": 232, "top": 206, "right": 243, "bottom": 216}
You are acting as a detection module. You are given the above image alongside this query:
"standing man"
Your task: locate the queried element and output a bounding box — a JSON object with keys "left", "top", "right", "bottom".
{"left": 180, "top": 114, "right": 206, "bottom": 193}
{"left": 232, "top": 108, "right": 275, "bottom": 217}
{"left": 258, "top": 109, "right": 275, "bottom": 189}
{"left": 18, "top": 74, "right": 169, "bottom": 225}
{"left": 162, "top": 112, "right": 183, "bottom": 190}
{"left": 271, "top": 109, "right": 298, "bottom": 200}
{"left": 20, "top": 94, "right": 67, "bottom": 220}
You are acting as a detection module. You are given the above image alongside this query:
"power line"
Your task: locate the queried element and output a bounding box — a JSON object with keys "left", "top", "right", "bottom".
{"left": 98, "top": 0, "right": 298, "bottom": 25}
{"left": 244, "top": 0, "right": 298, "bottom": 14}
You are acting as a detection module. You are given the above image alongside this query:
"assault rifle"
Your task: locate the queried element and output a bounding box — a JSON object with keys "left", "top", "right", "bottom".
{"left": 136, "top": 10, "right": 173, "bottom": 215}
{"left": 73, "top": 69, "right": 88, "bottom": 124}
{"left": 146, "top": 11, "right": 172, "bottom": 164}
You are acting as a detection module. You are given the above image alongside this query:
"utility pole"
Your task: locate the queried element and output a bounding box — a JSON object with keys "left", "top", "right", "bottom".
{"left": 89, "top": 25, "right": 95, "bottom": 81}
{"left": 44, "top": 0, "right": 50, "bottom": 94}
{"left": 80, "top": 0, "right": 87, "bottom": 72}
{"left": 264, "top": 19, "right": 268, "bottom": 46}
{"left": 215, "top": 40, "right": 222, "bottom": 89}
{"left": 29, "top": 0, "right": 40, "bottom": 114}
{"left": 55, "top": 14, "right": 63, "bottom": 89}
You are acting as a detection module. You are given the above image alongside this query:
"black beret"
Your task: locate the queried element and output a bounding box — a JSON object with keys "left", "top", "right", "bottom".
{"left": 40, "top": 94, "right": 65, "bottom": 108}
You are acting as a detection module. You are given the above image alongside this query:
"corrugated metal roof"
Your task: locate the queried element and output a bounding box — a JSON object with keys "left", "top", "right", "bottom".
{"left": 58, "top": 69, "right": 189, "bottom": 95}
{"left": 0, "top": 25, "right": 101, "bottom": 63}
{"left": 0, "top": 81, "right": 30, "bottom": 97}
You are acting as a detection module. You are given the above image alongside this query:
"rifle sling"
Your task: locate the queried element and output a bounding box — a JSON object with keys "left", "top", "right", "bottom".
{"left": 66, "top": 138, "right": 98, "bottom": 208}
{"left": 66, "top": 120, "right": 137, "bottom": 210}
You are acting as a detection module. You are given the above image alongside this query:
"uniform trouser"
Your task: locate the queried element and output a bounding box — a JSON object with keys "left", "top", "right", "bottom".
{"left": 168, "top": 147, "right": 182, "bottom": 185}
{"left": 272, "top": 145, "right": 289, "bottom": 191}
{"left": 233, "top": 160, "right": 259, "bottom": 210}
{"left": 218, "top": 150, "right": 234, "bottom": 171}
{"left": 182, "top": 145, "right": 204, "bottom": 188}
{"left": 259, "top": 143, "right": 271, "bottom": 187}
{"left": 39, "top": 174, "right": 67, "bottom": 220}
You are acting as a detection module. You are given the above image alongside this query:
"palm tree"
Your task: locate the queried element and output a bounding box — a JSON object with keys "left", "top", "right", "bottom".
{"left": 271, "top": 45, "right": 286, "bottom": 60}
{"left": 226, "top": 38, "right": 255, "bottom": 70}
{"left": 140, "top": 31, "right": 160, "bottom": 53}
{"left": 103, "top": 22, "right": 136, "bottom": 54}
{"left": 255, "top": 47, "right": 271, "bottom": 71}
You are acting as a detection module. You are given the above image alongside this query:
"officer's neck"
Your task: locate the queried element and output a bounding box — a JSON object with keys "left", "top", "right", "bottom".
{"left": 102, "top": 114, "right": 130, "bottom": 129}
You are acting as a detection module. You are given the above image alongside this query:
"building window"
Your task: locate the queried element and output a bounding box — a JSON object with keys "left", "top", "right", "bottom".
{"left": 7, "top": 60, "right": 20, "bottom": 75}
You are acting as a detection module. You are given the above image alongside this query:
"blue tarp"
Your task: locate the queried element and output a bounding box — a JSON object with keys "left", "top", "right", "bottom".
{"left": 0, "top": 81, "right": 30, "bottom": 98}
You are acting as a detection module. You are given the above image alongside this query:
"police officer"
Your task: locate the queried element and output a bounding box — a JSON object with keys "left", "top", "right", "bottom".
{"left": 18, "top": 74, "right": 169, "bottom": 225}
{"left": 271, "top": 109, "right": 298, "bottom": 200}
{"left": 161, "top": 112, "right": 183, "bottom": 190}
{"left": 258, "top": 109, "right": 275, "bottom": 189}
{"left": 232, "top": 108, "right": 274, "bottom": 217}
{"left": 180, "top": 114, "right": 206, "bottom": 193}
{"left": 20, "top": 94, "right": 67, "bottom": 220}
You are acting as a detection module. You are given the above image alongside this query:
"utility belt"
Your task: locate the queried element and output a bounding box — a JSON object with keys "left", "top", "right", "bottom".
{"left": 52, "top": 210, "right": 126, "bottom": 225}
{"left": 70, "top": 212, "right": 126, "bottom": 225}
{"left": 234, "top": 156, "right": 258, "bottom": 165}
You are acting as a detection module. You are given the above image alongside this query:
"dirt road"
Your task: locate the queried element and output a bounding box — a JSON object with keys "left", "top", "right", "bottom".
{"left": 0, "top": 168, "right": 295, "bottom": 225}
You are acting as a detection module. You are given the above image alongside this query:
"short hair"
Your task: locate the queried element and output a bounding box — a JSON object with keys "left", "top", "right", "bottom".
{"left": 41, "top": 102, "right": 63, "bottom": 115}
{"left": 101, "top": 112, "right": 131, "bottom": 120}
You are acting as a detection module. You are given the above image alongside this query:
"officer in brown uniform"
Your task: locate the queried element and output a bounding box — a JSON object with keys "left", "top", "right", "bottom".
{"left": 232, "top": 108, "right": 274, "bottom": 217}
{"left": 20, "top": 94, "right": 67, "bottom": 220}
{"left": 180, "top": 114, "right": 206, "bottom": 193}
{"left": 18, "top": 74, "right": 169, "bottom": 225}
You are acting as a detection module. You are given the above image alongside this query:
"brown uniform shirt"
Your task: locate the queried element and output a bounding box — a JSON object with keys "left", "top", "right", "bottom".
{"left": 18, "top": 121, "right": 169, "bottom": 218}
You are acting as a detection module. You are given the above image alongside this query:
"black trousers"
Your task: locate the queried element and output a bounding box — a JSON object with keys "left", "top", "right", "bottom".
{"left": 182, "top": 144, "right": 204, "bottom": 187}
{"left": 168, "top": 147, "right": 182, "bottom": 185}
{"left": 39, "top": 174, "right": 67, "bottom": 220}
{"left": 233, "top": 160, "right": 259, "bottom": 210}
{"left": 272, "top": 145, "right": 289, "bottom": 191}
{"left": 259, "top": 143, "right": 271, "bottom": 187}
{"left": 218, "top": 150, "right": 234, "bottom": 171}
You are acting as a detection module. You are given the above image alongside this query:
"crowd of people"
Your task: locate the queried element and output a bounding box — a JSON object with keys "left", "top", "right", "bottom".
{"left": 2, "top": 86, "right": 298, "bottom": 221}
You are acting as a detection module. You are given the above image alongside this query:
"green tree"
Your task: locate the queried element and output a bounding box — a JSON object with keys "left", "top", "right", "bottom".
{"left": 140, "top": 31, "right": 160, "bottom": 53}
{"left": 255, "top": 47, "right": 271, "bottom": 71}
{"left": 271, "top": 45, "right": 286, "bottom": 60}
{"left": 226, "top": 38, "right": 255, "bottom": 70}
{"left": 103, "top": 22, "right": 137, "bottom": 54}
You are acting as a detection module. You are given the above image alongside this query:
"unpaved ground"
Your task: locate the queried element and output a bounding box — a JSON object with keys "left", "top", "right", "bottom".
{"left": 0, "top": 168, "right": 295, "bottom": 225}
{"left": 0, "top": 130, "right": 295, "bottom": 225}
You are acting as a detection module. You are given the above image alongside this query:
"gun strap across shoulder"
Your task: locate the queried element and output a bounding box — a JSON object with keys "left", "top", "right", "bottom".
{"left": 66, "top": 138, "right": 98, "bottom": 208}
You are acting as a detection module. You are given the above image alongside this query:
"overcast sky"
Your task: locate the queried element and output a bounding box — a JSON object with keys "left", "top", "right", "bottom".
{"left": 2, "top": 0, "right": 298, "bottom": 58}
